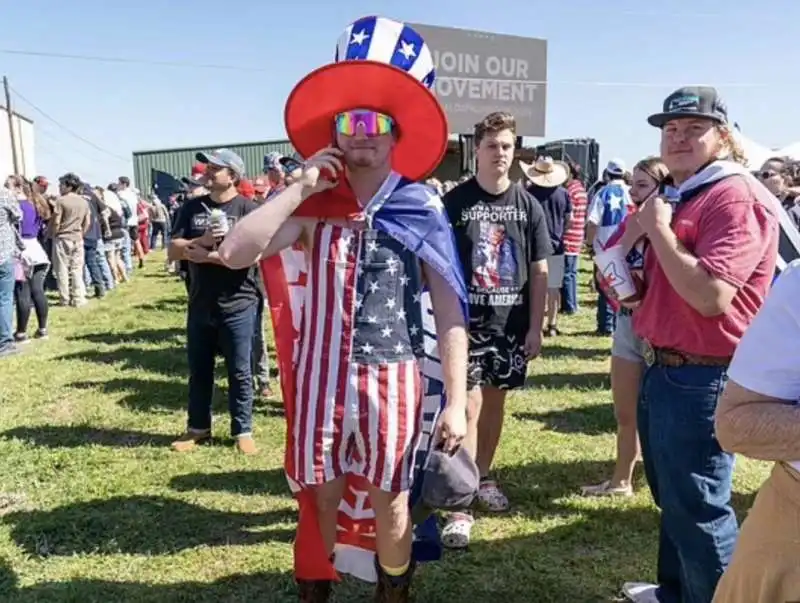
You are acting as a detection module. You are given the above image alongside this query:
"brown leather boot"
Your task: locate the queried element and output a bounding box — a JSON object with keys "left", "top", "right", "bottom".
{"left": 297, "top": 579, "right": 332, "bottom": 602}
{"left": 374, "top": 558, "right": 416, "bottom": 603}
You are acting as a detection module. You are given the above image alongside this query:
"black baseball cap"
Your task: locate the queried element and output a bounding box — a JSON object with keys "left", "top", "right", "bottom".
{"left": 647, "top": 86, "right": 728, "bottom": 128}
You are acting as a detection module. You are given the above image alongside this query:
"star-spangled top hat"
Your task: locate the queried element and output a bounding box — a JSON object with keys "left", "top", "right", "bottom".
{"left": 284, "top": 16, "right": 449, "bottom": 182}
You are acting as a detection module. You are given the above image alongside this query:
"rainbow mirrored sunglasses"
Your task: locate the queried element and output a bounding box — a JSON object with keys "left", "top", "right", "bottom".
{"left": 334, "top": 110, "right": 394, "bottom": 137}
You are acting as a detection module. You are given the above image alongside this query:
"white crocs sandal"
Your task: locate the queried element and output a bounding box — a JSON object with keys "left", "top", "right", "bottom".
{"left": 441, "top": 512, "right": 474, "bottom": 550}
{"left": 475, "top": 479, "right": 510, "bottom": 512}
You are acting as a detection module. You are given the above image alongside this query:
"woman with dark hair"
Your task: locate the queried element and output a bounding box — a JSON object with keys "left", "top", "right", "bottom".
{"left": 583, "top": 156, "right": 669, "bottom": 498}
{"left": 13, "top": 179, "right": 51, "bottom": 341}
{"left": 757, "top": 157, "right": 800, "bottom": 230}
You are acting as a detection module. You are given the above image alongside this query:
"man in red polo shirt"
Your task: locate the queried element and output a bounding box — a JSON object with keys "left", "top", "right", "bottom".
{"left": 622, "top": 86, "right": 779, "bottom": 603}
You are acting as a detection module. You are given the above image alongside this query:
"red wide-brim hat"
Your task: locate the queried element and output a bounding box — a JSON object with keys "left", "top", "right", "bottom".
{"left": 284, "top": 60, "right": 449, "bottom": 182}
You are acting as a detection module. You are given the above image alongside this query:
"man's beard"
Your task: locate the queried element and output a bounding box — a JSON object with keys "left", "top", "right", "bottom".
{"left": 346, "top": 149, "right": 382, "bottom": 170}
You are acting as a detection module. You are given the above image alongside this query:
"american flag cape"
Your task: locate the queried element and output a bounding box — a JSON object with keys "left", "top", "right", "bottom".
{"left": 259, "top": 176, "right": 467, "bottom": 582}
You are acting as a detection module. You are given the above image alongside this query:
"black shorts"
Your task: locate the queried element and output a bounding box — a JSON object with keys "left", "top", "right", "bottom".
{"left": 467, "top": 331, "right": 527, "bottom": 390}
{"left": 128, "top": 226, "right": 138, "bottom": 241}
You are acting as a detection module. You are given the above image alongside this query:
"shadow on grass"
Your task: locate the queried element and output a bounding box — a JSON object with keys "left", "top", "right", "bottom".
{"left": 542, "top": 344, "right": 609, "bottom": 362}
{"left": 0, "top": 425, "right": 176, "bottom": 448}
{"left": 525, "top": 372, "right": 609, "bottom": 391}
{"left": 0, "top": 560, "right": 298, "bottom": 603}
{"left": 513, "top": 403, "right": 616, "bottom": 435}
{"left": 5, "top": 495, "right": 295, "bottom": 557}
{"left": 255, "top": 398, "right": 286, "bottom": 418}
{"left": 489, "top": 459, "right": 646, "bottom": 517}
{"left": 58, "top": 346, "right": 187, "bottom": 378}
{"left": 65, "top": 327, "right": 185, "bottom": 346}
{"left": 71, "top": 377, "right": 189, "bottom": 412}
{"left": 134, "top": 297, "right": 188, "bottom": 312}
{"left": 731, "top": 490, "right": 757, "bottom": 519}
{"left": 569, "top": 330, "right": 613, "bottom": 338}
{"left": 170, "top": 468, "right": 290, "bottom": 498}
{"left": 414, "top": 505, "right": 658, "bottom": 602}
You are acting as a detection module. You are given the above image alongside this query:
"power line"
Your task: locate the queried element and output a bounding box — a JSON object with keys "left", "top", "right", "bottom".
{"left": 0, "top": 48, "right": 769, "bottom": 88}
{"left": 35, "top": 125, "right": 108, "bottom": 164}
{"left": 9, "top": 84, "right": 130, "bottom": 162}
{"left": 0, "top": 48, "right": 266, "bottom": 73}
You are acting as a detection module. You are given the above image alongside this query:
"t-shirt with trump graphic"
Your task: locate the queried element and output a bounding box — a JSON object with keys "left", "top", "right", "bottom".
{"left": 444, "top": 178, "right": 551, "bottom": 337}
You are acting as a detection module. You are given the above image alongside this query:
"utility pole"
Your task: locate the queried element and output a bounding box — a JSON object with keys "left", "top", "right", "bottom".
{"left": 3, "top": 76, "right": 19, "bottom": 175}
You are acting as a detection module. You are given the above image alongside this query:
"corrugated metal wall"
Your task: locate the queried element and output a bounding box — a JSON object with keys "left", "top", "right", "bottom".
{"left": 132, "top": 139, "right": 296, "bottom": 193}
{"left": 132, "top": 138, "right": 543, "bottom": 192}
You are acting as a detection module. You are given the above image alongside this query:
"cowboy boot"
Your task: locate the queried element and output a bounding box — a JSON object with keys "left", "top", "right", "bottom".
{"left": 297, "top": 579, "right": 332, "bottom": 603}
{"left": 374, "top": 557, "right": 416, "bottom": 603}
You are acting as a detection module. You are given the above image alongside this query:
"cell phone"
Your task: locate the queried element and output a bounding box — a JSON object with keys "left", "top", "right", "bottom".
{"left": 279, "top": 157, "right": 302, "bottom": 174}
{"left": 659, "top": 176, "right": 680, "bottom": 204}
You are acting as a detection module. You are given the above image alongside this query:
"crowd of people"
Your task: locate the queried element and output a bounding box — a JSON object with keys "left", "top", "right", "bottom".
{"left": 4, "top": 14, "right": 800, "bottom": 603}
{"left": 0, "top": 173, "right": 173, "bottom": 356}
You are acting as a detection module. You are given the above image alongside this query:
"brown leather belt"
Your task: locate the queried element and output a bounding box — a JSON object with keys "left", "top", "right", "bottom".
{"left": 642, "top": 340, "right": 731, "bottom": 368}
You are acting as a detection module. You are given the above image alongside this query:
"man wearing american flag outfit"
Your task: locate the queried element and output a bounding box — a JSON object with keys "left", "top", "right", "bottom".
{"left": 220, "top": 16, "right": 469, "bottom": 603}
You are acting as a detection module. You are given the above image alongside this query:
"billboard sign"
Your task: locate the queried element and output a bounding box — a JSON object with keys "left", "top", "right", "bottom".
{"left": 412, "top": 23, "right": 547, "bottom": 137}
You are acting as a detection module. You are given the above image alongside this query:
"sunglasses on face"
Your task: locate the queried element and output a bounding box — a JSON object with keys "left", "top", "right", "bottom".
{"left": 335, "top": 110, "right": 394, "bottom": 137}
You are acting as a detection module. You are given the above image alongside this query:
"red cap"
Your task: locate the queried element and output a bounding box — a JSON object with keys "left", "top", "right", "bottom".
{"left": 190, "top": 163, "right": 206, "bottom": 176}
{"left": 237, "top": 178, "right": 255, "bottom": 200}
{"left": 253, "top": 177, "right": 269, "bottom": 193}
{"left": 33, "top": 176, "right": 49, "bottom": 189}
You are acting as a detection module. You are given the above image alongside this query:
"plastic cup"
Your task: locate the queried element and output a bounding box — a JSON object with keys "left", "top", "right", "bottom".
{"left": 594, "top": 244, "right": 637, "bottom": 300}
{"left": 208, "top": 209, "right": 229, "bottom": 236}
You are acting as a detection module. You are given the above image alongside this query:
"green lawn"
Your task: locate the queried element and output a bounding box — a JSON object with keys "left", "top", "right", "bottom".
{"left": 0, "top": 257, "right": 770, "bottom": 602}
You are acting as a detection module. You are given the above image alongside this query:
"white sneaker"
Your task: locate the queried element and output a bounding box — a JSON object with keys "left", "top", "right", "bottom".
{"left": 622, "top": 582, "right": 660, "bottom": 603}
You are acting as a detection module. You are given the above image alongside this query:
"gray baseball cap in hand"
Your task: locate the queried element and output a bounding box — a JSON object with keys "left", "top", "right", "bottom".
{"left": 196, "top": 148, "right": 246, "bottom": 178}
{"left": 411, "top": 446, "right": 480, "bottom": 524}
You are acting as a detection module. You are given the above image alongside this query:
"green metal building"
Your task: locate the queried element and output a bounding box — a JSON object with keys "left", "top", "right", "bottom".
{"left": 132, "top": 138, "right": 540, "bottom": 193}
{"left": 132, "top": 139, "right": 295, "bottom": 194}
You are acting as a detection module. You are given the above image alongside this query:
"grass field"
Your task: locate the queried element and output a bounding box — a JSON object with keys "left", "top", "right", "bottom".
{"left": 0, "top": 256, "right": 771, "bottom": 602}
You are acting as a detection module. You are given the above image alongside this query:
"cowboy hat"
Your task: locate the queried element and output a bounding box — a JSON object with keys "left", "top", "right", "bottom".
{"left": 520, "top": 156, "right": 569, "bottom": 188}
{"left": 284, "top": 16, "right": 448, "bottom": 182}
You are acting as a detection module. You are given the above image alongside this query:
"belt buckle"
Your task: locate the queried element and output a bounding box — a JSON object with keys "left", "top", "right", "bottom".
{"left": 642, "top": 339, "right": 655, "bottom": 367}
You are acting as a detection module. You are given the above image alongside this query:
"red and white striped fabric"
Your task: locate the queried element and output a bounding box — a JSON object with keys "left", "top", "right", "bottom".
{"left": 289, "top": 223, "right": 422, "bottom": 492}
{"left": 260, "top": 220, "right": 443, "bottom": 583}
{"left": 563, "top": 179, "right": 588, "bottom": 255}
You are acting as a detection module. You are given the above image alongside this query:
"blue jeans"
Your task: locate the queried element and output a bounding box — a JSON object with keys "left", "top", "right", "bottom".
{"left": 638, "top": 363, "right": 738, "bottom": 603}
{"left": 0, "top": 259, "right": 14, "bottom": 347}
{"left": 186, "top": 302, "right": 257, "bottom": 436}
{"left": 150, "top": 222, "right": 168, "bottom": 250}
{"left": 83, "top": 240, "right": 106, "bottom": 296}
{"left": 251, "top": 302, "right": 270, "bottom": 388}
{"left": 97, "top": 240, "right": 115, "bottom": 290}
{"left": 121, "top": 231, "right": 133, "bottom": 274}
{"left": 595, "top": 274, "right": 616, "bottom": 333}
{"left": 561, "top": 254, "right": 579, "bottom": 314}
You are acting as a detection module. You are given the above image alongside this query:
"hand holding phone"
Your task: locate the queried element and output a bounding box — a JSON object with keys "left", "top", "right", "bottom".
{"left": 298, "top": 146, "right": 344, "bottom": 195}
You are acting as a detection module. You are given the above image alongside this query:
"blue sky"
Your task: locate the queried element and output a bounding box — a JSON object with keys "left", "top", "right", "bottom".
{"left": 3, "top": 0, "right": 796, "bottom": 185}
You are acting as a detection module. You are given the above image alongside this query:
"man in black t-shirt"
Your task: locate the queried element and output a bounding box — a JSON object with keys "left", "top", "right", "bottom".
{"left": 443, "top": 112, "right": 551, "bottom": 549}
{"left": 168, "top": 148, "right": 262, "bottom": 455}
